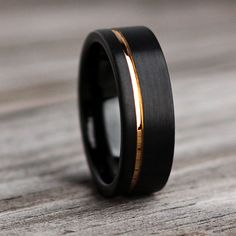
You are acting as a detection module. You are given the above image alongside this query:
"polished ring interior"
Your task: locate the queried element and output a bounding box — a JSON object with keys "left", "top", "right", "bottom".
{"left": 79, "top": 26, "right": 175, "bottom": 197}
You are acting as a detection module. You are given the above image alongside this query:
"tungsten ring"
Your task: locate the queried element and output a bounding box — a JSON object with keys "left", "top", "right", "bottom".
{"left": 78, "top": 26, "right": 175, "bottom": 197}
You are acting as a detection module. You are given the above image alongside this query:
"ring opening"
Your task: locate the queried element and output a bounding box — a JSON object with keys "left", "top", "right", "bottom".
{"left": 80, "top": 42, "right": 121, "bottom": 184}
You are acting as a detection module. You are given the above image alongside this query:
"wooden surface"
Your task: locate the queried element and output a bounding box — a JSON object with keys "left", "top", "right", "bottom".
{"left": 0, "top": 1, "right": 236, "bottom": 235}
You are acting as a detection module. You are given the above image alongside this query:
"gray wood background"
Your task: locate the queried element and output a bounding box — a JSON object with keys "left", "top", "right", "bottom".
{"left": 0, "top": 0, "right": 235, "bottom": 235}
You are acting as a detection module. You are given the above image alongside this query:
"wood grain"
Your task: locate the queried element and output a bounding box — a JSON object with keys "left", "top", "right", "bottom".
{"left": 0, "top": 0, "right": 235, "bottom": 235}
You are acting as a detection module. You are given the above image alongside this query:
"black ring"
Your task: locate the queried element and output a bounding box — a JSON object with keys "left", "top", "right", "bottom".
{"left": 78, "top": 26, "right": 175, "bottom": 197}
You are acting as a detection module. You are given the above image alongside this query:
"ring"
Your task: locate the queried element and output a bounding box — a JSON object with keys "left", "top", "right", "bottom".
{"left": 78, "top": 26, "right": 175, "bottom": 197}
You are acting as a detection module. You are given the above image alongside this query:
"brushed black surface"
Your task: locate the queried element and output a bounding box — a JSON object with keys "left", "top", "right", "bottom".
{"left": 120, "top": 27, "right": 175, "bottom": 193}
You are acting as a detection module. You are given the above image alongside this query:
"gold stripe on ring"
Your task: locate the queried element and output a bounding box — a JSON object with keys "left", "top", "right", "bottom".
{"left": 112, "top": 29, "right": 144, "bottom": 190}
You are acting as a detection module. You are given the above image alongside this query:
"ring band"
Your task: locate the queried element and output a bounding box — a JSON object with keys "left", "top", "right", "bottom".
{"left": 78, "top": 26, "right": 175, "bottom": 197}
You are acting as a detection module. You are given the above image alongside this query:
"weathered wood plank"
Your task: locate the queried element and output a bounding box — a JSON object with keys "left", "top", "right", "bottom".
{"left": 0, "top": 0, "right": 235, "bottom": 235}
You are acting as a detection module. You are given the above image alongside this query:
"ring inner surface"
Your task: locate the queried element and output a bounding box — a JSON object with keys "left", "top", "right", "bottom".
{"left": 80, "top": 42, "right": 121, "bottom": 184}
